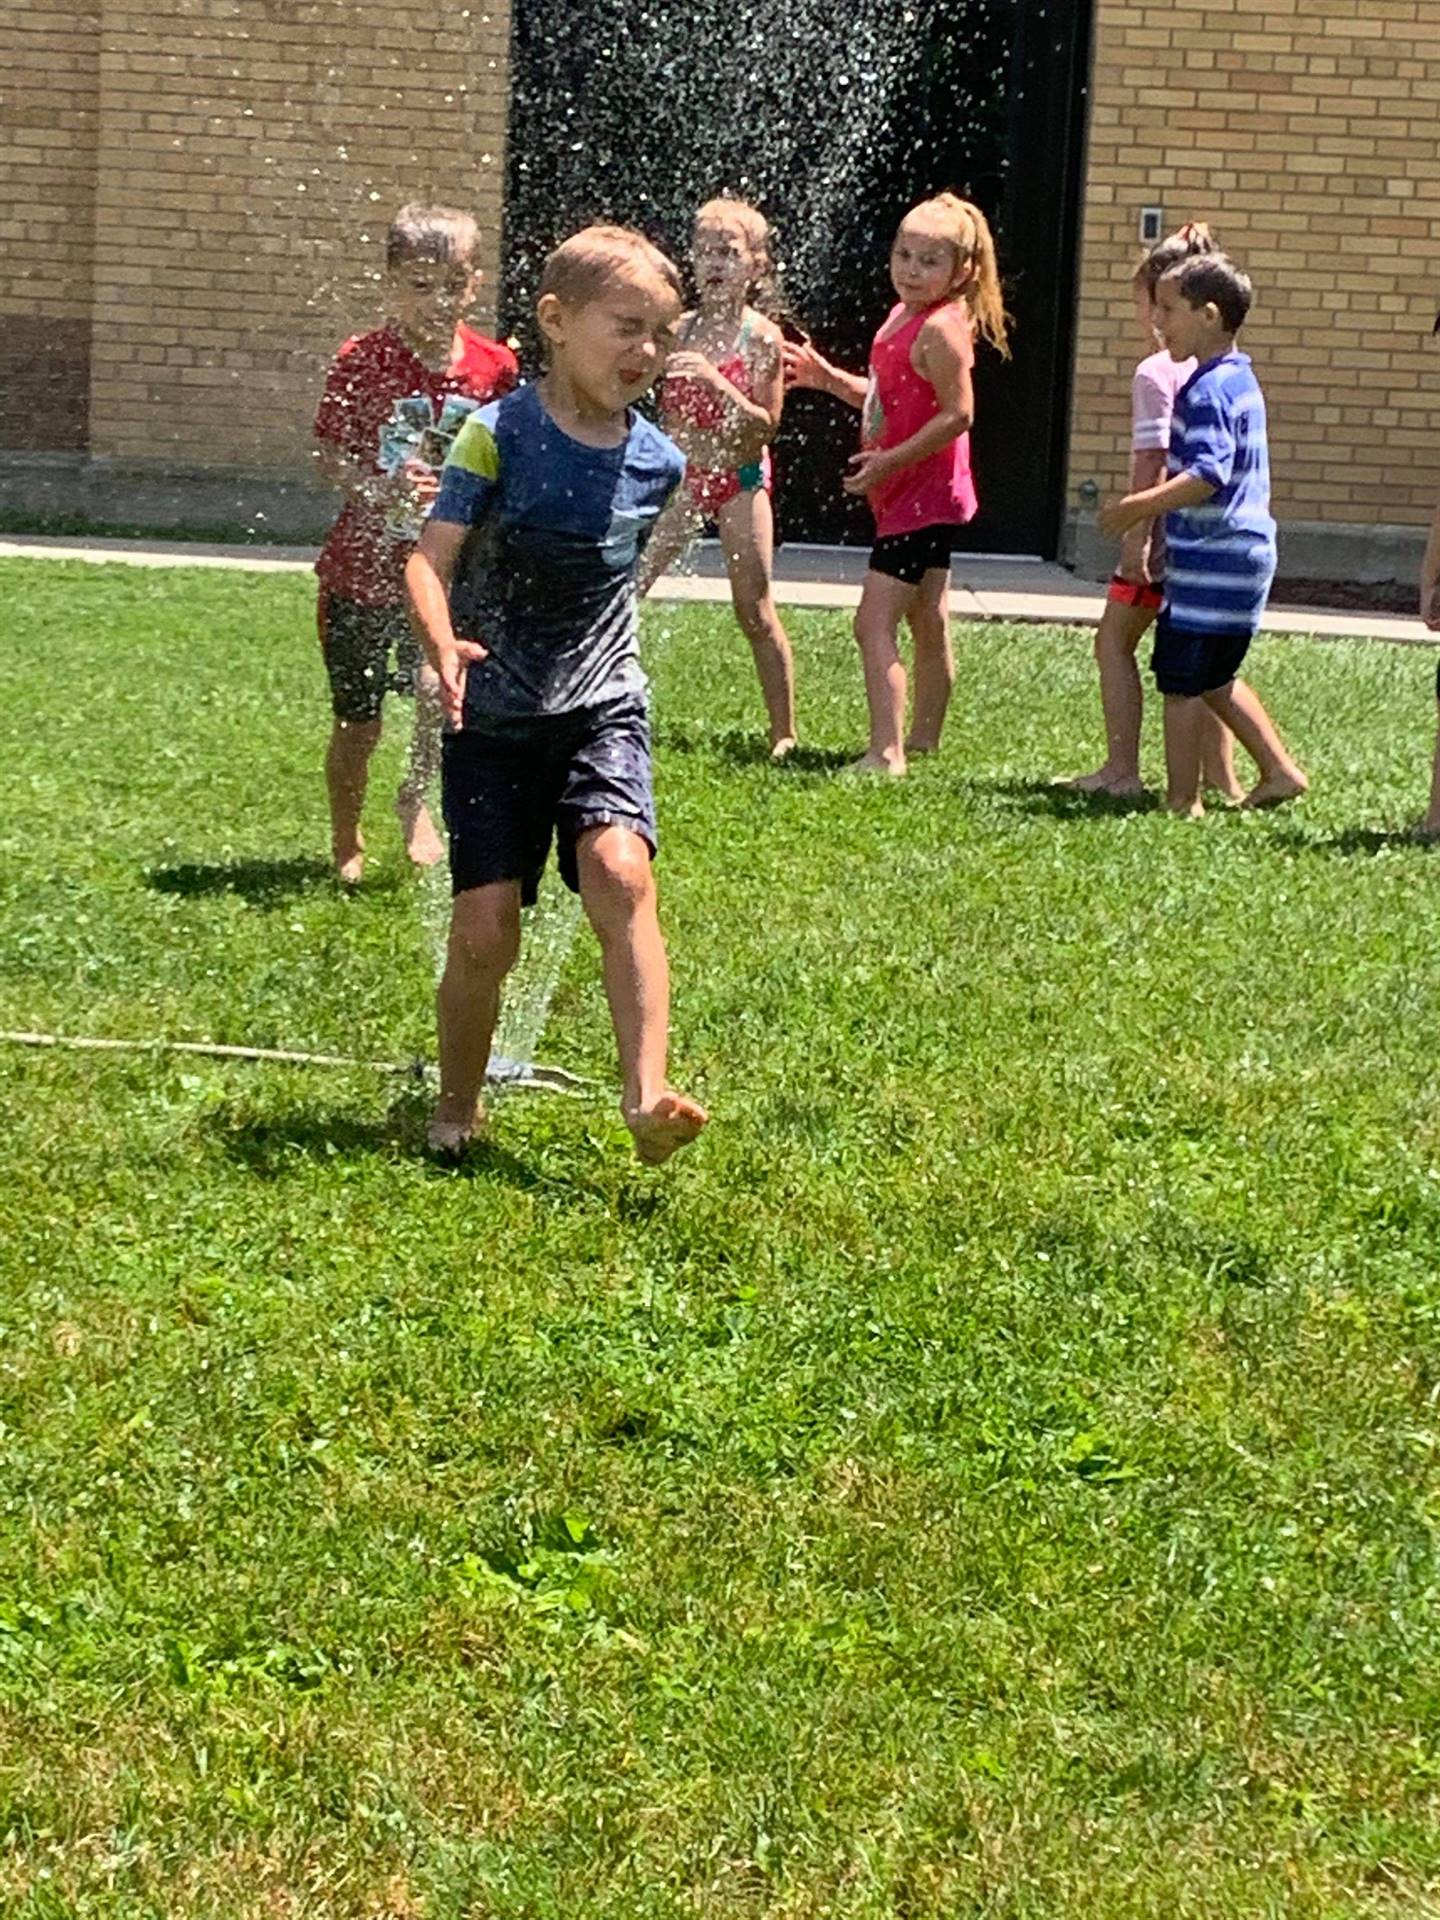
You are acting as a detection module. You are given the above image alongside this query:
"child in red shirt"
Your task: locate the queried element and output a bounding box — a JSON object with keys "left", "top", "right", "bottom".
{"left": 314, "top": 203, "right": 518, "bottom": 883}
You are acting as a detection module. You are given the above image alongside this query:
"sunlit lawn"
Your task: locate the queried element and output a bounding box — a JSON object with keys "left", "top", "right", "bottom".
{"left": 3, "top": 558, "right": 1440, "bottom": 1918}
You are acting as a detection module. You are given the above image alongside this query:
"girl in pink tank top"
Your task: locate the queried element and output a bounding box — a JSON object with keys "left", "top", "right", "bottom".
{"left": 640, "top": 198, "right": 797, "bottom": 758}
{"left": 784, "top": 195, "right": 1009, "bottom": 774}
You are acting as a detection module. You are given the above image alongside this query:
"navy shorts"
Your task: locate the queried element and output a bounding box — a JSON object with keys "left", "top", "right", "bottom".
{"left": 1151, "top": 613, "right": 1254, "bottom": 698}
{"left": 868, "top": 525, "right": 961, "bottom": 586}
{"left": 318, "top": 591, "right": 421, "bottom": 723}
{"left": 442, "top": 697, "right": 656, "bottom": 905}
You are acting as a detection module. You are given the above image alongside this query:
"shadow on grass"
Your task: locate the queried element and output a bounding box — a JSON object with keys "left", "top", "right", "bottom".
{"left": 654, "top": 720, "right": 853, "bottom": 774}
{"left": 146, "top": 856, "right": 338, "bottom": 908}
{"left": 207, "top": 1099, "right": 552, "bottom": 1190}
{"left": 1267, "top": 824, "right": 1437, "bottom": 859}
{"left": 969, "top": 777, "right": 1158, "bottom": 819}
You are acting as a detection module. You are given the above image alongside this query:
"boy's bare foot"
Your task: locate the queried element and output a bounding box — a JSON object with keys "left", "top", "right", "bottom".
{"left": 1206, "top": 779, "right": 1246, "bottom": 806}
{"left": 426, "top": 1100, "right": 486, "bottom": 1160}
{"left": 1166, "top": 796, "right": 1205, "bottom": 819}
{"left": 1056, "top": 769, "right": 1144, "bottom": 797}
{"left": 1241, "top": 768, "right": 1308, "bottom": 811}
{"left": 396, "top": 793, "right": 444, "bottom": 867}
{"left": 1411, "top": 817, "right": 1440, "bottom": 843}
{"left": 904, "top": 737, "right": 940, "bottom": 757}
{"left": 334, "top": 841, "right": 364, "bottom": 886}
{"left": 625, "top": 1091, "right": 708, "bottom": 1166}
{"left": 770, "top": 736, "right": 797, "bottom": 762}
{"left": 846, "top": 751, "right": 906, "bottom": 778}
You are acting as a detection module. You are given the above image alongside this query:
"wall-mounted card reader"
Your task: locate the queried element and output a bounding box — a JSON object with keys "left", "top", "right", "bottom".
{"left": 1140, "top": 206, "right": 1165, "bottom": 245}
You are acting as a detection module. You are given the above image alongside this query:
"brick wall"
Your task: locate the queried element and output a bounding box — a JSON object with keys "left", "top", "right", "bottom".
{"left": 4, "top": 0, "right": 511, "bottom": 480}
{"left": 1068, "top": 0, "right": 1440, "bottom": 544}
{"left": 7, "top": 0, "right": 1439, "bottom": 552}
{"left": 1, "top": 7, "right": 101, "bottom": 450}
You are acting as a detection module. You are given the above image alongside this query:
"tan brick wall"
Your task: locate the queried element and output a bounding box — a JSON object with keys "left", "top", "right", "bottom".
{"left": 26, "top": 0, "right": 512, "bottom": 478}
{"left": 1, "top": 7, "right": 101, "bottom": 448}
{"left": 1069, "top": 0, "right": 1440, "bottom": 534}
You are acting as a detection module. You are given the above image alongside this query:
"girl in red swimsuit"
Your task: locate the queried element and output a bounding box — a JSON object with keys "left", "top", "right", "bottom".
{"left": 784, "top": 195, "right": 1009, "bottom": 775}
{"left": 641, "top": 198, "right": 797, "bottom": 758}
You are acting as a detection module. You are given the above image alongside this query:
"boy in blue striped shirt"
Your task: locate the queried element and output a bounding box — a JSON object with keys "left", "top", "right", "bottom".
{"left": 1101, "top": 255, "right": 1307, "bottom": 816}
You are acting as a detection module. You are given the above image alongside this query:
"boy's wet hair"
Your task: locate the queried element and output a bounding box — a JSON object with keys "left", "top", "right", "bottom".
{"left": 1134, "top": 220, "right": 1216, "bottom": 300}
{"left": 1167, "top": 253, "right": 1254, "bottom": 333}
{"left": 386, "top": 203, "right": 481, "bottom": 272}
{"left": 539, "top": 225, "right": 683, "bottom": 309}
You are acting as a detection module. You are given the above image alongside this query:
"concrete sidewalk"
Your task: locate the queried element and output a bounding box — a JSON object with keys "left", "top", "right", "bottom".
{"left": 0, "top": 532, "right": 1430, "bottom": 647}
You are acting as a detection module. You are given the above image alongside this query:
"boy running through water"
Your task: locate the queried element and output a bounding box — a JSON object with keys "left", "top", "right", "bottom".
{"left": 405, "top": 226, "right": 708, "bottom": 1164}
{"left": 314, "top": 204, "right": 517, "bottom": 884}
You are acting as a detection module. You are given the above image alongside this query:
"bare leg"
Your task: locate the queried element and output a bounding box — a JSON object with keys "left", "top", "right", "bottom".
{"left": 326, "top": 715, "right": 382, "bottom": 883}
{"left": 1199, "top": 706, "right": 1244, "bottom": 803}
{"left": 638, "top": 490, "right": 705, "bottom": 598}
{"left": 852, "top": 570, "right": 917, "bottom": 775}
{"left": 1065, "top": 599, "right": 1152, "bottom": 794}
{"left": 1202, "top": 678, "right": 1308, "bottom": 809}
{"left": 905, "top": 567, "right": 954, "bottom": 754}
{"left": 396, "top": 666, "right": 444, "bottom": 866}
{"left": 1162, "top": 694, "right": 1206, "bottom": 816}
{"left": 1418, "top": 698, "right": 1440, "bottom": 837}
{"left": 716, "top": 488, "right": 796, "bottom": 755}
{"left": 577, "top": 825, "right": 707, "bottom": 1164}
{"left": 430, "top": 881, "right": 522, "bottom": 1152}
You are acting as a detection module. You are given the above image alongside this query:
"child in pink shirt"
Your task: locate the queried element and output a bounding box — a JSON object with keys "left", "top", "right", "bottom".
{"left": 783, "top": 195, "right": 1009, "bottom": 775}
{"left": 1062, "top": 223, "right": 1240, "bottom": 799}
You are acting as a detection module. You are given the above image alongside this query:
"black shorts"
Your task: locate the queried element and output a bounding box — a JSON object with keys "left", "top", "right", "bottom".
{"left": 442, "top": 697, "right": 656, "bottom": 905}
{"left": 318, "top": 591, "right": 422, "bottom": 723}
{"left": 868, "top": 525, "right": 961, "bottom": 586}
{"left": 1151, "top": 613, "right": 1254, "bottom": 698}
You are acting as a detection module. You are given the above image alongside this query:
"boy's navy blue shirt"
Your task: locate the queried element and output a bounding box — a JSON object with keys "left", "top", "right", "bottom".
{"left": 1164, "top": 349, "right": 1277, "bottom": 636}
{"left": 431, "top": 382, "right": 684, "bottom": 726}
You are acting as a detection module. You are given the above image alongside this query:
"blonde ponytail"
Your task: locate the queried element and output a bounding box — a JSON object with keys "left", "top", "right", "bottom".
{"left": 907, "top": 193, "right": 1012, "bottom": 359}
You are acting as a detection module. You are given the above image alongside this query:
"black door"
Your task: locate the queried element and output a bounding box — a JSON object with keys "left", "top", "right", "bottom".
{"left": 501, "top": 0, "right": 1093, "bottom": 555}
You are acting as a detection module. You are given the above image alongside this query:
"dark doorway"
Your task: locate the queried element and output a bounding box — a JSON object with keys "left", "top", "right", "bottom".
{"left": 501, "top": 0, "right": 1093, "bottom": 555}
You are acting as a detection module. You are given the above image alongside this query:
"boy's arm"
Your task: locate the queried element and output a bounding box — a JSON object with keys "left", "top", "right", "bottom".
{"left": 1100, "top": 469, "right": 1215, "bottom": 538}
{"left": 406, "top": 522, "right": 484, "bottom": 730}
{"left": 782, "top": 337, "right": 868, "bottom": 409}
{"left": 843, "top": 311, "right": 972, "bottom": 496}
{"left": 1422, "top": 497, "right": 1440, "bottom": 630}
{"left": 406, "top": 410, "right": 502, "bottom": 727}
{"left": 1106, "top": 383, "right": 1236, "bottom": 533}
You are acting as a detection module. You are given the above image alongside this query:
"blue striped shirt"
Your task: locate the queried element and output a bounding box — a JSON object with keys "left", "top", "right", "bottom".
{"left": 1163, "top": 351, "right": 1277, "bottom": 635}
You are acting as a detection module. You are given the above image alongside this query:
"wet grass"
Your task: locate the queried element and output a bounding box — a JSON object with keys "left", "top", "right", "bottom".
{"left": 2, "top": 558, "right": 1440, "bottom": 1918}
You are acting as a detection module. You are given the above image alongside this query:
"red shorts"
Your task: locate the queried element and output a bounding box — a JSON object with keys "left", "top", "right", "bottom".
{"left": 1108, "top": 574, "right": 1163, "bottom": 611}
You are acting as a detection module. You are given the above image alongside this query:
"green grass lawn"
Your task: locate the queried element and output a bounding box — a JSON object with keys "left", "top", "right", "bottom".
{"left": 3, "top": 558, "right": 1440, "bottom": 1919}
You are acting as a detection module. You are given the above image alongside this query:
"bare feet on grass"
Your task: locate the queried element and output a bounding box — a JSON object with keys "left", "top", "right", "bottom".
{"left": 625, "top": 1091, "right": 708, "bottom": 1166}
{"left": 846, "top": 751, "right": 906, "bottom": 778}
{"left": 426, "top": 1098, "right": 487, "bottom": 1160}
{"left": 1205, "top": 778, "right": 1246, "bottom": 806}
{"left": 1059, "top": 768, "right": 1145, "bottom": 798}
{"left": 334, "top": 838, "right": 364, "bottom": 886}
{"left": 1241, "top": 768, "right": 1308, "bottom": 811}
{"left": 770, "top": 736, "right": 797, "bottom": 763}
{"left": 1166, "top": 795, "right": 1206, "bottom": 820}
{"left": 396, "top": 793, "right": 444, "bottom": 867}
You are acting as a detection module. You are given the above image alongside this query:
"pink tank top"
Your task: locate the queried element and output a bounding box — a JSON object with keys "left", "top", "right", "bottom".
{"left": 862, "top": 301, "right": 977, "bottom": 539}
